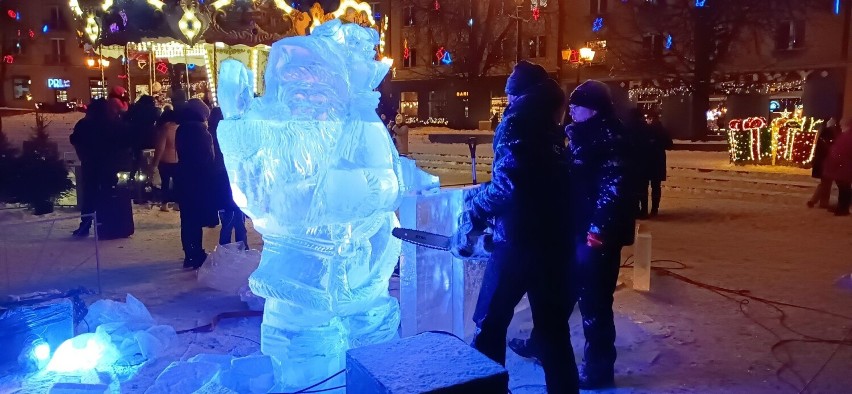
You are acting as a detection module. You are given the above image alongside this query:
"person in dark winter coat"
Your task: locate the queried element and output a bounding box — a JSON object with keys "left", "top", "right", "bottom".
{"left": 126, "top": 95, "right": 162, "bottom": 202}
{"left": 461, "top": 61, "right": 578, "bottom": 393}
{"left": 208, "top": 107, "right": 249, "bottom": 249}
{"left": 70, "top": 98, "right": 133, "bottom": 236}
{"left": 175, "top": 98, "right": 218, "bottom": 268}
{"left": 630, "top": 111, "right": 673, "bottom": 218}
{"left": 510, "top": 80, "right": 636, "bottom": 390}
{"left": 823, "top": 118, "right": 852, "bottom": 216}
{"left": 808, "top": 119, "right": 837, "bottom": 209}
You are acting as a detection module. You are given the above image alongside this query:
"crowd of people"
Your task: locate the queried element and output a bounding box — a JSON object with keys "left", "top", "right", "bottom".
{"left": 808, "top": 118, "right": 852, "bottom": 216}
{"left": 70, "top": 87, "right": 248, "bottom": 269}
{"left": 453, "top": 61, "right": 674, "bottom": 393}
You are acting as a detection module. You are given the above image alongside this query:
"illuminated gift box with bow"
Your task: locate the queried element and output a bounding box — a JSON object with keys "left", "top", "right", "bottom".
{"left": 770, "top": 117, "right": 823, "bottom": 166}
{"left": 728, "top": 117, "right": 771, "bottom": 163}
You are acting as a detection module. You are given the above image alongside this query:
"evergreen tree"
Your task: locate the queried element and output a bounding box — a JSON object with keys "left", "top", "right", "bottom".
{"left": 10, "top": 111, "right": 73, "bottom": 214}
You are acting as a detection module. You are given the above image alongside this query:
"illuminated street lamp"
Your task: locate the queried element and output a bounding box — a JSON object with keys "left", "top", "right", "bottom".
{"left": 562, "top": 47, "right": 596, "bottom": 84}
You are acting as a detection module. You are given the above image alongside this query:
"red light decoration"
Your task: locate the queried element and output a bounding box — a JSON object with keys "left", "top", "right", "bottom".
{"left": 118, "top": 74, "right": 128, "bottom": 79}
{"left": 28, "top": 29, "right": 34, "bottom": 38}
{"left": 532, "top": 6, "right": 540, "bottom": 21}
{"left": 434, "top": 0, "right": 440, "bottom": 11}
{"left": 435, "top": 47, "right": 446, "bottom": 62}
{"left": 156, "top": 62, "right": 169, "bottom": 74}
{"left": 3, "top": 55, "right": 13, "bottom": 64}
{"left": 7, "top": 10, "right": 16, "bottom": 19}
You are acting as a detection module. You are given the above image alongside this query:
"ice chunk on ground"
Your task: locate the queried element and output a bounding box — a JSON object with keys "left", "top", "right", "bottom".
{"left": 145, "top": 361, "right": 221, "bottom": 394}
{"left": 84, "top": 294, "right": 154, "bottom": 332}
{"left": 48, "top": 382, "right": 108, "bottom": 394}
{"left": 197, "top": 243, "right": 261, "bottom": 294}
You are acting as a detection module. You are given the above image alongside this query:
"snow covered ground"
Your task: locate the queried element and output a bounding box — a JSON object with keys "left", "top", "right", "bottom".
{"left": 1, "top": 145, "right": 851, "bottom": 393}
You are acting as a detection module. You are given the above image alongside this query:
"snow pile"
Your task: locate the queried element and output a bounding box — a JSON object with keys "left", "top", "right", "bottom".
{"left": 146, "top": 354, "right": 275, "bottom": 394}
{"left": 47, "top": 294, "right": 176, "bottom": 373}
{"left": 197, "top": 243, "right": 261, "bottom": 295}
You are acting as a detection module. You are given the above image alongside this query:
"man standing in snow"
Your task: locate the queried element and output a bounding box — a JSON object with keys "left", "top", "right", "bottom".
{"left": 459, "top": 60, "right": 577, "bottom": 392}
{"left": 510, "top": 80, "right": 635, "bottom": 390}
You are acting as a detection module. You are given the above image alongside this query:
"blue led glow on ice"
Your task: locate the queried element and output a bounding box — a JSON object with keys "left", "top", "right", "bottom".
{"left": 592, "top": 17, "right": 604, "bottom": 32}
{"left": 216, "top": 19, "right": 404, "bottom": 391}
{"left": 33, "top": 343, "right": 51, "bottom": 361}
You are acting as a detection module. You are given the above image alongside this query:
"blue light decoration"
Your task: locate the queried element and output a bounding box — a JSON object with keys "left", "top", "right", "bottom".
{"left": 769, "top": 100, "right": 781, "bottom": 112}
{"left": 468, "top": 18, "right": 474, "bottom": 27}
{"left": 441, "top": 51, "right": 452, "bottom": 65}
{"left": 188, "top": 63, "right": 197, "bottom": 70}
{"left": 665, "top": 34, "right": 673, "bottom": 50}
{"left": 695, "top": 0, "right": 706, "bottom": 7}
{"left": 16, "top": 11, "right": 20, "bottom": 20}
{"left": 592, "top": 17, "right": 604, "bottom": 32}
{"left": 42, "top": 24, "right": 48, "bottom": 33}
{"left": 835, "top": 0, "right": 842, "bottom": 15}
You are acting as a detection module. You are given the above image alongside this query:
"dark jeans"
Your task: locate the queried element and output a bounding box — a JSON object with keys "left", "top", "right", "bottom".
{"left": 219, "top": 209, "right": 248, "bottom": 248}
{"left": 519, "top": 238, "right": 622, "bottom": 375}
{"left": 837, "top": 181, "right": 852, "bottom": 214}
{"left": 472, "top": 242, "right": 578, "bottom": 393}
{"left": 180, "top": 208, "right": 205, "bottom": 259}
{"left": 638, "top": 179, "right": 662, "bottom": 216}
{"left": 158, "top": 163, "right": 178, "bottom": 204}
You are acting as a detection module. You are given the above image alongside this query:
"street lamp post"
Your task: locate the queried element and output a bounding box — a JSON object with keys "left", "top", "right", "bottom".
{"left": 562, "top": 47, "right": 596, "bottom": 85}
{"left": 515, "top": 0, "right": 525, "bottom": 63}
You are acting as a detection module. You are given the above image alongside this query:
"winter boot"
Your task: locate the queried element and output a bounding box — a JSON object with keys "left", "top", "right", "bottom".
{"left": 508, "top": 337, "right": 542, "bottom": 364}
{"left": 72, "top": 221, "right": 92, "bottom": 237}
{"left": 578, "top": 363, "right": 615, "bottom": 390}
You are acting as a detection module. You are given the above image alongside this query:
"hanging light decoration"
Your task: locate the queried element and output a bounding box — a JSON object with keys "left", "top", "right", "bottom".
{"left": 178, "top": 9, "right": 203, "bottom": 41}
{"left": 84, "top": 14, "right": 100, "bottom": 43}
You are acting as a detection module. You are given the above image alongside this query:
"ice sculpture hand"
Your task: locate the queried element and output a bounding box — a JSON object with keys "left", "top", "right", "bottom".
{"left": 216, "top": 20, "right": 403, "bottom": 393}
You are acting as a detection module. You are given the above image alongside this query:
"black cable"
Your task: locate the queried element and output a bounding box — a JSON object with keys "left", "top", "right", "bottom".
{"left": 298, "top": 386, "right": 346, "bottom": 393}
{"left": 282, "top": 369, "right": 346, "bottom": 394}
{"left": 619, "top": 255, "right": 852, "bottom": 392}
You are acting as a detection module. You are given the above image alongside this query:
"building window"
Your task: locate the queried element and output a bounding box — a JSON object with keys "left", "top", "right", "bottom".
{"left": 590, "top": 0, "right": 608, "bottom": 14}
{"left": 490, "top": 93, "right": 509, "bottom": 120}
{"left": 400, "top": 91, "right": 419, "bottom": 118}
{"left": 528, "top": 36, "right": 546, "bottom": 58}
{"left": 50, "top": 38, "right": 65, "bottom": 57}
{"left": 55, "top": 89, "right": 68, "bottom": 103}
{"left": 49, "top": 6, "right": 66, "bottom": 29}
{"left": 429, "top": 91, "right": 447, "bottom": 118}
{"left": 12, "top": 77, "right": 31, "bottom": 100}
{"left": 89, "top": 78, "right": 108, "bottom": 100}
{"left": 369, "top": 2, "right": 381, "bottom": 20}
{"left": 775, "top": 21, "right": 805, "bottom": 50}
{"left": 403, "top": 48, "right": 417, "bottom": 68}
{"left": 404, "top": 6, "right": 415, "bottom": 26}
{"left": 643, "top": 34, "right": 664, "bottom": 58}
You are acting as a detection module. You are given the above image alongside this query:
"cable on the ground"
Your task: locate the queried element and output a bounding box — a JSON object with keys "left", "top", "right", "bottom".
{"left": 281, "top": 369, "right": 346, "bottom": 394}
{"left": 619, "top": 255, "right": 852, "bottom": 393}
{"left": 175, "top": 310, "right": 263, "bottom": 334}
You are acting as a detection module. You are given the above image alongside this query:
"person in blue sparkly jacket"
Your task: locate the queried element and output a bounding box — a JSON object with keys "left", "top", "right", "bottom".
{"left": 459, "top": 60, "right": 578, "bottom": 393}
{"left": 509, "top": 80, "right": 636, "bottom": 390}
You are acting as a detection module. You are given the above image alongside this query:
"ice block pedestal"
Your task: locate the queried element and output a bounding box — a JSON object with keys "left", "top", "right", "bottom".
{"left": 398, "top": 187, "right": 489, "bottom": 340}
{"left": 346, "top": 331, "right": 508, "bottom": 393}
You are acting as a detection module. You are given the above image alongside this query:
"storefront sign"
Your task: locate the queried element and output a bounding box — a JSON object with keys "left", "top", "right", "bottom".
{"left": 47, "top": 78, "right": 71, "bottom": 89}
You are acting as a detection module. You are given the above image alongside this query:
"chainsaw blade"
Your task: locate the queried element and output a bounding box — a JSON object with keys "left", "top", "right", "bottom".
{"left": 392, "top": 228, "right": 452, "bottom": 251}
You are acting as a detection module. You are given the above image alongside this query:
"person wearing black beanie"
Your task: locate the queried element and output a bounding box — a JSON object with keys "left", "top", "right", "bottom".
{"left": 457, "top": 60, "right": 579, "bottom": 392}
{"left": 511, "top": 80, "right": 636, "bottom": 389}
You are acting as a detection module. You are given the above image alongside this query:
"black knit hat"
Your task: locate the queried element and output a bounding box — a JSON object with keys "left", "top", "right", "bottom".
{"left": 569, "top": 80, "right": 613, "bottom": 113}
{"left": 505, "top": 61, "right": 550, "bottom": 96}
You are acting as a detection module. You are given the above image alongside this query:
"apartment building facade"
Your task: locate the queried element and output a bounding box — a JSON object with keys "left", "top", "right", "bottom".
{"left": 0, "top": 0, "right": 123, "bottom": 110}
{"left": 385, "top": 0, "right": 852, "bottom": 136}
